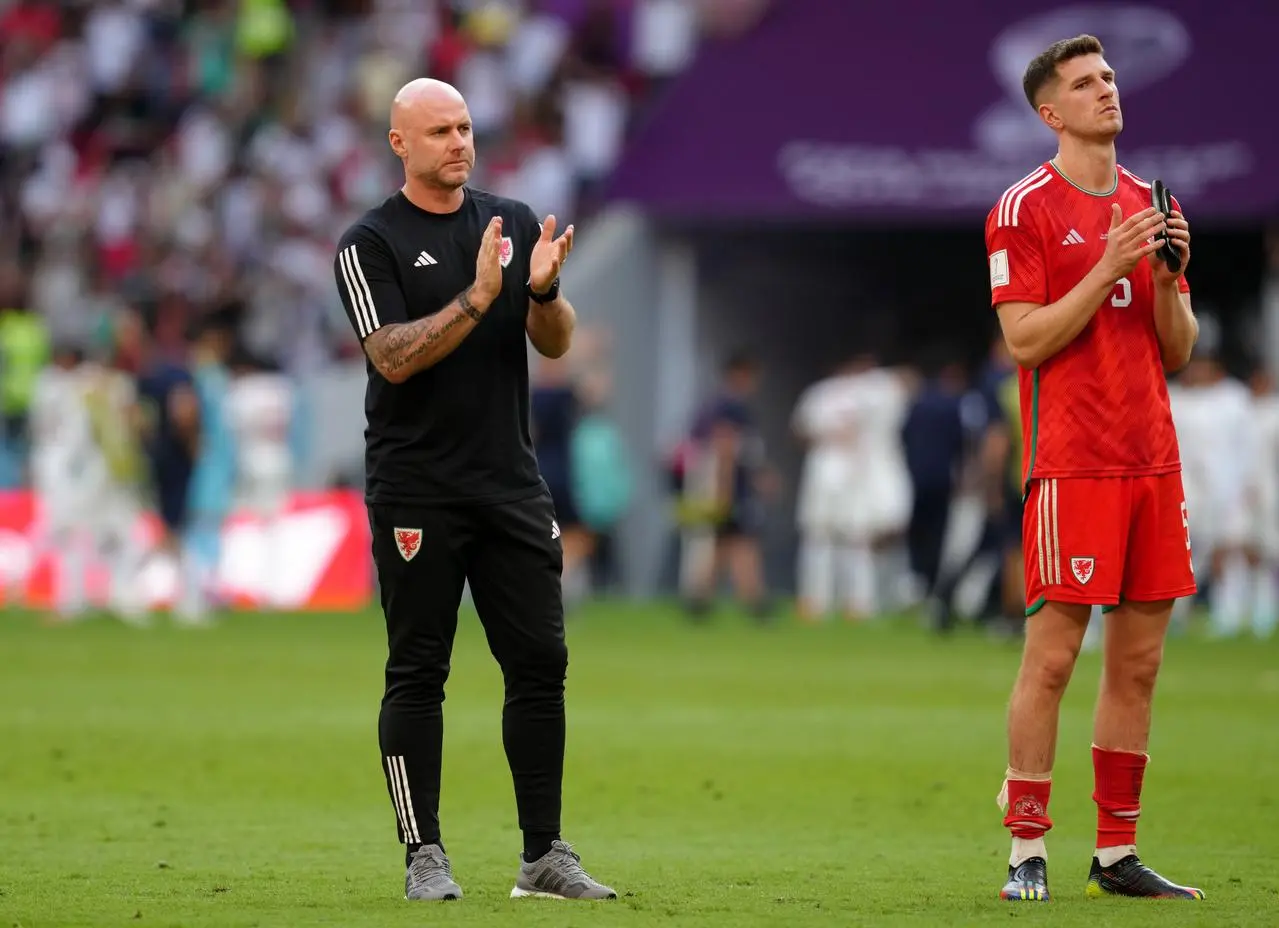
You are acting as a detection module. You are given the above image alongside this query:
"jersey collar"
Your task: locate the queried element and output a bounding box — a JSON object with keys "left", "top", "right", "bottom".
{"left": 1047, "top": 159, "right": 1118, "bottom": 197}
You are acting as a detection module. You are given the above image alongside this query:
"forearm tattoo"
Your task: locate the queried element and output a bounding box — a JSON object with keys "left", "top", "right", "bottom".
{"left": 365, "top": 288, "right": 485, "bottom": 378}
{"left": 458, "top": 287, "right": 484, "bottom": 322}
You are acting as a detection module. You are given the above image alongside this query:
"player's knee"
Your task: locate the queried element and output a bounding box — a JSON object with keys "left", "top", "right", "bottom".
{"left": 385, "top": 670, "right": 448, "bottom": 709}
{"left": 386, "top": 649, "right": 452, "bottom": 698}
{"left": 502, "top": 636, "right": 568, "bottom": 689}
{"left": 535, "top": 637, "right": 569, "bottom": 681}
{"left": 1106, "top": 640, "right": 1164, "bottom": 695}
{"left": 1023, "top": 643, "right": 1081, "bottom": 695}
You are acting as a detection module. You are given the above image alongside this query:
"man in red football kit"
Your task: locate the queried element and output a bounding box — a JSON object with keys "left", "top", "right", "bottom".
{"left": 984, "top": 35, "right": 1204, "bottom": 902}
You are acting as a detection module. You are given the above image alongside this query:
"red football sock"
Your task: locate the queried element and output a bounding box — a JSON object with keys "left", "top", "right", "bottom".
{"left": 1001, "top": 774, "right": 1053, "bottom": 839}
{"left": 1092, "top": 745, "right": 1148, "bottom": 848}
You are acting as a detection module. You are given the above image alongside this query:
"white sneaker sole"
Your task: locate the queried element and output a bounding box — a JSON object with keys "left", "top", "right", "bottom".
{"left": 511, "top": 886, "right": 566, "bottom": 899}
{"left": 510, "top": 886, "right": 616, "bottom": 900}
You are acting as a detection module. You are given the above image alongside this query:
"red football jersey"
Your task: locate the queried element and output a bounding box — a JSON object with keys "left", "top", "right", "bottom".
{"left": 985, "top": 162, "right": 1190, "bottom": 488}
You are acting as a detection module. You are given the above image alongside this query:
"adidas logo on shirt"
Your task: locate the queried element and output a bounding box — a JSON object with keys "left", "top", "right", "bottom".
{"left": 413, "top": 251, "right": 438, "bottom": 267}
{"left": 1061, "top": 229, "right": 1085, "bottom": 246}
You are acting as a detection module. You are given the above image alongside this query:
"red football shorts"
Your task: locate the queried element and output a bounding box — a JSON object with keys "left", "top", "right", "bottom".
{"left": 1022, "top": 473, "right": 1197, "bottom": 615}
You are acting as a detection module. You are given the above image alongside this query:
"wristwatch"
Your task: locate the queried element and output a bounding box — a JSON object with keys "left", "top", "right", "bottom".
{"left": 527, "top": 277, "right": 560, "bottom": 304}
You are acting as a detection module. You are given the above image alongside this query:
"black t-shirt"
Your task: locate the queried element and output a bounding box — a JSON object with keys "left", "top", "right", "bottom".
{"left": 334, "top": 187, "right": 545, "bottom": 506}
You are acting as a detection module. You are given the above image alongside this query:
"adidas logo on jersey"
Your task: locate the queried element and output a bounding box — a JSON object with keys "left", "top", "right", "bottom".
{"left": 413, "top": 251, "right": 438, "bottom": 267}
{"left": 1061, "top": 229, "right": 1086, "bottom": 246}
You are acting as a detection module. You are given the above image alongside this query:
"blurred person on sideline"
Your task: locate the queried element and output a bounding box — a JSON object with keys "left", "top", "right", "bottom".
{"left": 901, "top": 349, "right": 970, "bottom": 613}
{"left": 530, "top": 353, "right": 591, "bottom": 605}
{"left": 837, "top": 353, "right": 915, "bottom": 620}
{"left": 981, "top": 337, "right": 1027, "bottom": 631}
{"left": 225, "top": 347, "right": 296, "bottom": 611}
{"left": 184, "top": 311, "right": 239, "bottom": 621}
{"left": 122, "top": 306, "right": 205, "bottom": 626}
{"left": 679, "top": 350, "right": 775, "bottom": 621}
{"left": 0, "top": 265, "right": 50, "bottom": 472}
{"left": 28, "top": 340, "right": 98, "bottom": 620}
{"left": 930, "top": 334, "right": 1025, "bottom": 634}
{"left": 1168, "top": 333, "right": 1253, "bottom": 637}
{"left": 1246, "top": 365, "right": 1279, "bottom": 638}
{"left": 569, "top": 367, "right": 632, "bottom": 595}
{"left": 81, "top": 330, "right": 151, "bottom": 625}
{"left": 790, "top": 358, "right": 860, "bottom": 622}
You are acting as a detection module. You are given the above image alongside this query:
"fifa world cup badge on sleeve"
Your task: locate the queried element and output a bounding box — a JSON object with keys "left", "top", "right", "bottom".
{"left": 395, "top": 527, "right": 423, "bottom": 562}
{"left": 990, "top": 249, "right": 1010, "bottom": 289}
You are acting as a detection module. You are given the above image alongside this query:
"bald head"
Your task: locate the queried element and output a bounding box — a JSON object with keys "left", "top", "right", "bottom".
{"left": 388, "top": 79, "right": 475, "bottom": 199}
{"left": 390, "top": 78, "right": 466, "bottom": 131}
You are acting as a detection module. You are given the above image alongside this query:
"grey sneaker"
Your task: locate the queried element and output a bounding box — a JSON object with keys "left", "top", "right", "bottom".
{"left": 404, "top": 844, "right": 463, "bottom": 901}
{"left": 510, "top": 840, "right": 617, "bottom": 899}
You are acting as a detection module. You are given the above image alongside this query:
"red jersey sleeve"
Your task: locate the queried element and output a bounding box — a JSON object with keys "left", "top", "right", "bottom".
{"left": 1169, "top": 194, "right": 1190, "bottom": 295}
{"left": 985, "top": 206, "right": 1048, "bottom": 308}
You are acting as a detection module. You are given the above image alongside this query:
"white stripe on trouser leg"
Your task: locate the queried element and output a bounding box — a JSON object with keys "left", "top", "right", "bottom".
{"left": 392, "top": 756, "right": 421, "bottom": 844}
{"left": 1037, "top": 482, "right": 1047, "bottom": 587}
{"left": 1050, "top": 478, "right": 1061, "bottom": 584}
{"left": 385, "top": 756, "right": 409, "bottom": 841}
{"left": 385, "top": 756, "right": 416, "bottom": 843}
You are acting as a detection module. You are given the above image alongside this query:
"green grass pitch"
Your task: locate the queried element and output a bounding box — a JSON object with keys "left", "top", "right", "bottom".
{"left": 1, "top": 602, "right": 1276, "bottom": 927}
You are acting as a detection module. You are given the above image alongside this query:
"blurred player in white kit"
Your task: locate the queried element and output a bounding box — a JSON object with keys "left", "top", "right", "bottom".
{"left": 1246, "top": 368, "right": 1279, "bottom": 638}
{"left": 1168, "top": 339, "right": 1253, "bottom": 636}
{"left": 792, "top": 361, "right": 861, "bottom": 621}
{"left": 840, "top": 358, "right": 914, "bottom": 619}
{"left": 226, "top": 354, "right": 296, "bottom": 610}
{"left": 29, "top": 343, "right": 98, "bottom": 619}
{"left": 30, "top": 341, "right": 148, "bottom": 622}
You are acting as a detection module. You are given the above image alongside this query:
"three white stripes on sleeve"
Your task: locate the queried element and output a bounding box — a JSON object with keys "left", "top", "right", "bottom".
{"left": 339, "top": 245, "right": 382, "bottom": 339}
{"left": 384, "top": 755, "right": 421, "bottom": 844}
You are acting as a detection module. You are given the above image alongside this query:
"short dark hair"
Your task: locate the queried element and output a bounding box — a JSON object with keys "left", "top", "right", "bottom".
{"left": 1022, "top": 34, "right": 1104, "bottom": 109}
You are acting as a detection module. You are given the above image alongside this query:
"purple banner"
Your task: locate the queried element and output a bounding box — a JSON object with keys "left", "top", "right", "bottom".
{"left": 606, "top": 1, "right": 1276, "bottom": 221}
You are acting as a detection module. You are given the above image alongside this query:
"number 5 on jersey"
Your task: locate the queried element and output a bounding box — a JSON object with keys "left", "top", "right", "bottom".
{"left": 1111, "top": 276, "right": 1131, "bottom": 308}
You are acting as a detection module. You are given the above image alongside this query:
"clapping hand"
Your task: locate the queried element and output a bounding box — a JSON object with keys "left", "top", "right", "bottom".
{"left": 529, "top": 215, "right": 573, "bottom": 296}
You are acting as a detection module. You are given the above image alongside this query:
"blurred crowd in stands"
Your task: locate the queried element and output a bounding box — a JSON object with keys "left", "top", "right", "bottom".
{"left": 0, "top": 0, "right": 763, "bottom": 442}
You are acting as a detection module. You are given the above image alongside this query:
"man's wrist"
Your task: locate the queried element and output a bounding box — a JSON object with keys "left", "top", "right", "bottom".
{"left": 527, "top": 276, "right": 560, "bottom": 303}
{"left": 1088, "top": 261, "right": 1121, "bottom": 290}
{"left": 460, "top": 286, "right": 490, "bottom": 320}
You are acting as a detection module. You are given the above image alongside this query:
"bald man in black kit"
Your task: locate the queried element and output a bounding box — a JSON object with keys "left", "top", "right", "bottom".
{"left": 333, "top": 78, "right": 617, "bottom": 903}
